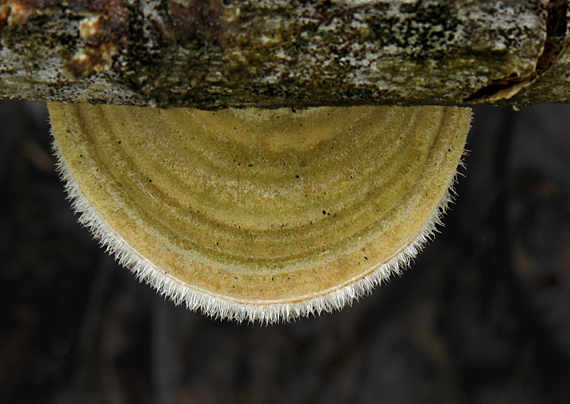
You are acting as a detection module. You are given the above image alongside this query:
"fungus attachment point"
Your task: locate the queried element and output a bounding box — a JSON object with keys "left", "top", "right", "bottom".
{"left": 49, "top": 104, "right": 471, "bottom": 323}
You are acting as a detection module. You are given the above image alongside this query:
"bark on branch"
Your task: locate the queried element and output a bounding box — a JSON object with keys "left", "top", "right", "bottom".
{"left": 0, "top": 0, "right": 569, "bottom": 109}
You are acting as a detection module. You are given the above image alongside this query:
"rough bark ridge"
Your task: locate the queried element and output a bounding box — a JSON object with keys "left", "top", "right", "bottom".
{"left": 0, "top": 0, "right": 568, "bottom": 108}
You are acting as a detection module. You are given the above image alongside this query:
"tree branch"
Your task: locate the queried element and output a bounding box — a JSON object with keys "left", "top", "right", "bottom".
{"left": 0, "top": 0, "right": 568, "bottom": 108}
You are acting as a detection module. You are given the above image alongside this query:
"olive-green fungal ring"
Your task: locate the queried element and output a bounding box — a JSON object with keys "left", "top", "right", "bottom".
{"left": 49, "top": 103, "right": 471, "bottom": 323}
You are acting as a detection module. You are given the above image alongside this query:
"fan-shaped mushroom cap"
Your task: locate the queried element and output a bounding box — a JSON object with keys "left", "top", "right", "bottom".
{"left": 49, "top": 104, "right": 470, "bottom": 323}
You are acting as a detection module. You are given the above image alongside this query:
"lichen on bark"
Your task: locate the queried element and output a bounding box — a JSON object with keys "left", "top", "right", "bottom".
{"left": 0, "top": 0, "right": 568, "bottom": 108}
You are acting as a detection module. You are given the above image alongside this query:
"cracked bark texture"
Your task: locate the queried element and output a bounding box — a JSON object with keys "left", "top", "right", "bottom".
{"left": 0, "top": 0, "right": 569, "bottom": 109}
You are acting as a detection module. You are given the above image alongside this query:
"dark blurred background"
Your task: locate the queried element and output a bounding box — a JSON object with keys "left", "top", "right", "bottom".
{"left": 1, "top": 101, "right": 570, "bottom": 404}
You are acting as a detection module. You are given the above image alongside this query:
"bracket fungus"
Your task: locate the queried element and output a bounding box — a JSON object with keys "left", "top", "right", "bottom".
{"left": 48, "top": 103, "right": 471, "bottom": 323}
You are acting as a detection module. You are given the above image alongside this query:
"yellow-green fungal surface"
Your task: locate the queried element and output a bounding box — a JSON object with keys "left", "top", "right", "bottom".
{"left": 49, "top": 103, "right": 471, "bottom": 323}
